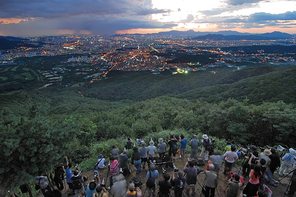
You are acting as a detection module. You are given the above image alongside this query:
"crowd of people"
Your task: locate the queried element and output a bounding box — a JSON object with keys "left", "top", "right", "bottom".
{"left": 15, "top": 133, "right": 296, "bottom": 197}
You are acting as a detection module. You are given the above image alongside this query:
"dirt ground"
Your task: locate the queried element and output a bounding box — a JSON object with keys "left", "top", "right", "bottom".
{"left": 56, "top": 154, "right": 292, "bottom": 197}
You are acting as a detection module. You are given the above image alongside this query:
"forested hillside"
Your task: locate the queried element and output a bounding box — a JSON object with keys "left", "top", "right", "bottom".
{"left": 1, "top": 65, "right": 296, "bottom": 193}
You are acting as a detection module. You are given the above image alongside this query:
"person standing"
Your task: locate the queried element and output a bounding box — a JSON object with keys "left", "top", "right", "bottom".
{"left": 131, "top": 146, "right": 142, "bottom": 174}
{"left": 226, "top": 173, "right": 242, "bottom": 197}
{"left": 111, "top": 145, "right": 119, "bottom": 160}
{"left": 146, "top": 163, "right": 159, "bottom": 197}
{"left": 158, "top": 173, "right": 171, "bottom": 197}
{"left": 148, "top": 139, "right": 157, "bottom": 161}
{"left": 139, "top": 141, "right": 148, "bottom": 170}
{"left": 119, "top": 149, "right": 131, "bottom": 177}
{"left": 284, "top": 165, "right": 296, "bottom": 197}
{"left": 179, "top": 134, "right": 188, "bottom": 159}
{"left": 223, "top": 145, "right": 238, "bottom": 175}
{"left": 170, "top": 171, "right": 186, "bottom": 197}
{"left": 204, "top": 164, "right": 218, "bottom": 197}
{"left": 110, "top": 173, "right": 127, "bottom": 197}
{"left": 168, "top": 135, "right": 178, "bottom": 160}
{"left": 269, "top": 147, "right": 281, "bottom": 175}
{"left": 243, "top": 165, "right": 262, "bottom": 197}
{"left": 66, "top": 163, "right": 74, "bottom": 195}
{"left": 183, "top": 160, "right": 198, "bottom": 197}
{"left": 109, "top": 156, "right": 119, "bottom": 188}
{"left": 158, "top": 138, "right": 167, "bottom": 159}
{"left": 200, "top": 134, "right": 211, "bottom": 161}
{"left": 189, "top": 135, "right": 199, "bottom": 160}
{"left": 279, "top": 148, "right": 296, "bottom": 176}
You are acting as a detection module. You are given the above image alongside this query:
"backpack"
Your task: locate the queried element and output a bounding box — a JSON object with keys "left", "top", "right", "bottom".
{"left": 203, "top": 139, "right": 213, "bottom": 153}
{"left": 146, "top": 171, "right": 155, "bottom": 188}
{"left": 71, "top": 176, "right": 82, "bottom": 190}
{"left": 177, "top": 178, "right": 184, "bottom": 189}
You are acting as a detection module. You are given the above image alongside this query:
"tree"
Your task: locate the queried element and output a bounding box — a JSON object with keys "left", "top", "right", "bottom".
{"left": 0, "top": 101, "right": 77, "bottom": 195}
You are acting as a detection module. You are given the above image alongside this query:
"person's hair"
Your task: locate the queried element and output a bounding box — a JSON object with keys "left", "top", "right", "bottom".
{"left": 257, "top": 190, "right": 267, "bottom": 197}
{"left": 96, "top": 185, "right": 103, "bottom": 193}
{"left": 231, "top": 145, "right": 236, "bottom": 151}
{"left": 188, "top": 160, "right": 194, "bottom": 167}
{"left": 112, "top": 145, "right": 117, "bottom": 149}
{"left": 68, "top": 163, "right": 72, "bottom": 168}
{"left": 177, "top": 171, "right": 183, "bottom": 178}
{"left": 260, "top": 159, "right": 266, "bottom": 165}
{"left": 163, "top": 173, "right": 170, "bottom": 181}
{"left": 73, "top": 170, "right": 79, "bottom": 176}
{"left": 270, "top": 147, "right": 277, "bottom": 155}
{"left": 170, "top": 135, "right": 174, "bottom": 139}
{"left": 253, "top": 165, "right": 261, "bottom": 178}
{"left": 180, "top": 134, "right": 184, "bottom": 139}
{"left": 110, "top": 156, "right": 115, "bottom": 161}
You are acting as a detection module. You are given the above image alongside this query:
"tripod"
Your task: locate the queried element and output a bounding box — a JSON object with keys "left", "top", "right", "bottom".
{"left": 283, "top": 168, "right": 296, "bottom": 196}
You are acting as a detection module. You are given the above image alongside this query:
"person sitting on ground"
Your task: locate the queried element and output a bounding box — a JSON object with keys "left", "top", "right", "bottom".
{"left": 158, "top": 173, "right": 171, "bottom": 197}
{"left": 96, "top": 154, "right": 106, "bottom": 169}
{"left": 126, "top": 182, "right": 142, "bottom": 197}
{"left": 226, "top": 173, "right": 242, "bottom": 197}
{"left": 139, "top": 141, "right": 148, "bottom": 170}
{"left": 132, "top": 146, "right": 142, "bottom": 174}
{"left": 119, "top": 148, "right": 131, "bottom": 177}
{"left": 34, "top": 174, "right": 52, "bottom": 196}
{"left": 189, "top": 134, "right": 199, "bottom": 160}
{"left": 183, "top": 160, "right": 198, "bottom": 197}
{"left": 125, "top": 137, "right": 134, "bottom": 150}
{"left": 110, "top": 173, "right": 127, "bottom": 197}
{"left": 223, "top": 145, "right": 238, "bottom": 175}
{"left": 136, "top": 135, "right": 142, "bottom": 147}
{"left": 146, "top": 162, "right": 159, "bottom": 197}
{"left": 147, "top": 138, "right": 157, "bottom": 161}
{"left": 204, "top": 163, "right": 218, "bottom": 197}
{"left": 168, "top": 134, "right": 178, "bottom": 160}
{"left": 279, "top": 148, "right": 296, "bottom": 176}
{"left": 92, "top": 185, "right": 108, "bottom": 197}
{"left": 179, "top": 134, "right": 188, "bottom": 159}
{"left": 170, "top": 171, "right": 186, "bottom": 197}
{"left": 111, "top": 145, "right": 119, "bottom": 160}
{"left": 158, "top": 138, "right": 167, "bottom": 160}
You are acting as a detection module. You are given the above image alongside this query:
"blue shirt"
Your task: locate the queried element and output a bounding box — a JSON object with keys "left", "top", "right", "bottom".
{"left": 180, "top": 138, "right": 188, "bottom": 150}
{"left": 66, "top": 167, "right": 72, "bottom": 183}
{"left": 146, "top": 170, "right": 159, "bottom": 184}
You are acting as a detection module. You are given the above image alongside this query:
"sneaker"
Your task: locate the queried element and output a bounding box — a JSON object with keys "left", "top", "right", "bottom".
{"left": 274, "top": 180, "right": 279, "bottom": 184}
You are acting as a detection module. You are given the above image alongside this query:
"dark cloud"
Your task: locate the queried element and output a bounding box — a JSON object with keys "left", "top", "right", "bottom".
{"left": 0, "top": 0, "right": 163, "bottom": 18}
{"left": 0, "top": 15, "right": 178, "bottom": 36}
{"left": 248, "top": 11, "right": 296, "bottom": 22}
{"left": 226, "top": 0, "right": 263, "bottom": 6}
{"left": 136, "top": 8, "right": 170, "bottom": 15}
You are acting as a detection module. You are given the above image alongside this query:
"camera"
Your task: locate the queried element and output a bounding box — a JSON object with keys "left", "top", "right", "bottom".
{"left": 100, "top": 177, "right": 106, "bottom": 187}
{"left": 162, "top": 167, "right": 167, "bottom": 174}
{"left": 130, "top": 177, "right": 142, "bottom": 188}
{"left": 173, "top": 163, "right": 179, "bottom": 172}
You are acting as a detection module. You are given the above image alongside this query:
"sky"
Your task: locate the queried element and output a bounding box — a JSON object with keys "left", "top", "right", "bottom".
{"left": 0, "top": 0, "right": 295, "bottom": 37}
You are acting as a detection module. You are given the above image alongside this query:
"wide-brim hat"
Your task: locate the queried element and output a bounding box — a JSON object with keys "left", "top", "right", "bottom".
{"left": 141, "top": 141, "right": 146, "bottom": 146}
{"left": 263, "top": 149, "right": 272, "bottom": 156}
{"left": 158, "top": 138, "right": 163, "bottom": 143}
{"left": 289, "top": 148, "right": 296, "bottom": 156}
{"left": 149, "top": 141, "right": 154, "bottom": 145}
{"left": 202, "top": 134, "right": 208, "bottom": 140}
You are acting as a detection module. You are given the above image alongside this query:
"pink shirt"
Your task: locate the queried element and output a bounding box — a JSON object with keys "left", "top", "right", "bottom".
{"left": 249, "top": 170, "right": 260, "bottom": 184}
{"left": 110, "top": 160, "right": 118, "bottom": 176}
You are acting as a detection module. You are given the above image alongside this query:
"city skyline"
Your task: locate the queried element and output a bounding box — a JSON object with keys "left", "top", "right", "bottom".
{"left": 0, "top": 0, "right": 296, "bottom": 37}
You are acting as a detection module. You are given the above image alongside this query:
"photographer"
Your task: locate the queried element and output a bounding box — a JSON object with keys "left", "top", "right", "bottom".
{"left": 179, "top": 134, "right": 188, "bottom": 159}
{"left": 200, "top": 134, "right": 211, "bottom": 161}
{"left": 279, "top": 148, "right": 296, "bottom": 176}
{"left": 170, "top": 171, "right": 186, "bottom": 197}
{"left": 242, "top": 147, "right": 259, "bottom": 177}
{"left": 226, "top": 174, "right": 242, "bottom": 197}
{"left": 204, "top": 164, "right": 217, "bottom": 197}
{"left": 284, "top": 165, "right": 296, "bottom": 197}
{"left": 53, "top": 164, "right": 65, "bottom": 191}
{"left": 126, "top": 182, "right": 142, "bottom": 197}
{"left": 158, "top": 173, "right": 171, "bottom": 197}
{"left": 71, "top": 169, "right": 85, "bottom": 197}
{"left": 168, "top": 134, "right": 178, "bottom": 160}
{"left": 183, "top": 160, "right": 198, "bottom": 197}
{"left": 189, "top": 135, "right": 199, "bottom": 160}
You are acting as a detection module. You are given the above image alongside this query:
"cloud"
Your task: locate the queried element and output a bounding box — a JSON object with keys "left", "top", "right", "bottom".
{"left": 136, "top": 8, "right": 170, "bottom": 15}
{"left": 225, "top": 0, "right": 263, "bottom": 6}
{"left": 248, "top": 11, "right": 296, "bottom": 22}
{"left": 180, "top": 14, "right": 195, "bottom": 23}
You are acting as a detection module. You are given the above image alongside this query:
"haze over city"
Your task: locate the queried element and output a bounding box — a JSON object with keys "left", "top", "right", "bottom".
{"left": 0, "top": 0, "right": 296, "bottom": 37}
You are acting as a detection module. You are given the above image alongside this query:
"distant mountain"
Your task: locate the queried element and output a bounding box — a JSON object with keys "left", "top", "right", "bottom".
{"left": 191, "top": 31, "right": 293, "bottom": 40}
{"left": 0, "top": 37, "right": 36, "bottom": 50}
{"left": 116, "top": 30, "right": 293, "bottom": 40}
